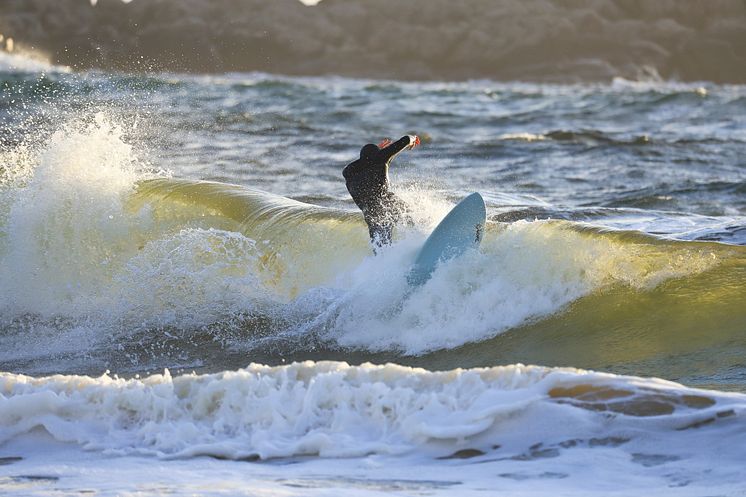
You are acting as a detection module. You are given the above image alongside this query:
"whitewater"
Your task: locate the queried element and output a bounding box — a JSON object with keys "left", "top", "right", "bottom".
{"left": 1, "top": 51, "right": 745, "bottom": 495}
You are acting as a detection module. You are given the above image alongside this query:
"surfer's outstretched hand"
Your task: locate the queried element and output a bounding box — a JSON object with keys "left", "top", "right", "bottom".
{"left": 378, "top": 135, "right": 419, "bottom": 150}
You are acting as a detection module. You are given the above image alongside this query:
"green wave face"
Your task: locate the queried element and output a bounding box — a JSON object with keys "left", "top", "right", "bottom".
{"left": 129, "top": 178, "right": 371, "bottom": 298}
{"left": 420, "top": 231, "right": 746, "bottom": 390}
{"left": 123, "top": 179, "right": 746, "bottom": 386}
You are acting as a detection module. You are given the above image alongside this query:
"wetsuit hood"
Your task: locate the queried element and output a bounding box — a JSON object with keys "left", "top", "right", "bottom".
{"left": 360, "top": 143, "right": 379, "bottom": 160}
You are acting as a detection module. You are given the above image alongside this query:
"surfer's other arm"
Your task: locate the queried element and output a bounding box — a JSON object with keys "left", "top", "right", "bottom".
{"left": 380, "top": 135, "right": 420, "bottom": 162}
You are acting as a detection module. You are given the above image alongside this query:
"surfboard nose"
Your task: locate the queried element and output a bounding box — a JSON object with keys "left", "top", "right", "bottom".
{"left": 407, "top": 192, "right": 486, "bottom": 287}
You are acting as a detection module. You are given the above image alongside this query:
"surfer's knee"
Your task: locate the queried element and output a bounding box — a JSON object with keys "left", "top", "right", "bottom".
{"left": 368, "top": 223, "right": 393, "bottom": 250}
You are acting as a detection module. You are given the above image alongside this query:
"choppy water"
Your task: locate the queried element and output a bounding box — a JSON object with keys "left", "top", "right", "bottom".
{"left": 1, "top": 55, "right": 745, "bottom": 496}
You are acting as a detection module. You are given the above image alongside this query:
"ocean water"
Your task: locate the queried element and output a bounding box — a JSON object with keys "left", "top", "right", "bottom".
{"left": 1, "top": 54, "right": 745, "bottom": 496}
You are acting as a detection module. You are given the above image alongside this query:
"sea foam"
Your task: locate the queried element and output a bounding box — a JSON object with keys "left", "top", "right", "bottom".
{"left": 1, "top": 361, "right": 744, "bottom": 461}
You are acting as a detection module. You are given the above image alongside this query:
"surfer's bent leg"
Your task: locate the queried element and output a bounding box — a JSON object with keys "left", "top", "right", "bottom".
{"left": 368, "top": 221, "right": 393, "bottom": 252}
{"left": 365, "top": 194, "right": 402, "bottom": 250}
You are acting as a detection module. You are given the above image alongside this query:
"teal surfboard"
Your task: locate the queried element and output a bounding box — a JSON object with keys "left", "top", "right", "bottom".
{"left": 408, "top": 192, "right": 486, "bottom": 286}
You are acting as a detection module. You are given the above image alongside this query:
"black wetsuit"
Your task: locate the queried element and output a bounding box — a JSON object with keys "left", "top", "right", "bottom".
{"left": 343, "top": 135, "right": 415, "bottom": 248}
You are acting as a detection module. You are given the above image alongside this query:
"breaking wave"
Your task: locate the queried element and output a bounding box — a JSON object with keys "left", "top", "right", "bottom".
{"left": 1, "top": 114, "right": 744, "bottom": 379}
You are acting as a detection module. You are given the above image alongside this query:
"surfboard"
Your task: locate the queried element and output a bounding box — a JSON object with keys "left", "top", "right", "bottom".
{"left": 407, "top": 192, "right": 486, "bottom": 286}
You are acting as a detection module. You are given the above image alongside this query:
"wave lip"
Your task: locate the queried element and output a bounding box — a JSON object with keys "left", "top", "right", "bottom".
{"left": 0, "top": 0, "right": 745, "bottom": 83}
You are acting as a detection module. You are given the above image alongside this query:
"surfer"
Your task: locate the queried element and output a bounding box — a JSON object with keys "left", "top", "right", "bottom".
{"left": 343, "top": 135, "right": 420, "bottom": 249}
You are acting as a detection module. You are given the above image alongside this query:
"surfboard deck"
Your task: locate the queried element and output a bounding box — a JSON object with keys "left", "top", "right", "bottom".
{"left": 407, "top": 192, "right": 486, "bottom": 286}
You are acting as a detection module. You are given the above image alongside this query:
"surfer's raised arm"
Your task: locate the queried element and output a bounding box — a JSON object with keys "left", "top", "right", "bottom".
{"left": 379, "top": 135, "right": 420, "bottom": 162}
